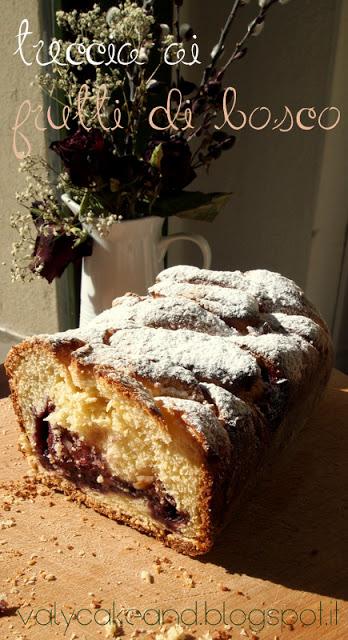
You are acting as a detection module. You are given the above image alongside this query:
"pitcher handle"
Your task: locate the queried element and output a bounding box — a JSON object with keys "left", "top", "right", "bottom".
{"left": 158, "top": 233, "right": 212, "bottom": 269}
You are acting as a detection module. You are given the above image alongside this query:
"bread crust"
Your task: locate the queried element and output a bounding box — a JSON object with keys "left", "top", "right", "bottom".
{"left": 6, "top": 339, "right": 219, "bottom": 555}
{"left": 5, "top": 266, "right": 333, "bottom": 556}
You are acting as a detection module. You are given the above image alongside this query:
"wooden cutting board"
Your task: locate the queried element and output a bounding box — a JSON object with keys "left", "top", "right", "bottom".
{"left": 0, "top": 371, "right": 347, "bottom": 640}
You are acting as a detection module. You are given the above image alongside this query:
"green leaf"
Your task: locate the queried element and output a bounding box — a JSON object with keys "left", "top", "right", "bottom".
{"left": 152, "top": 191, "right": 232, "bottom": 222}
{"left": 30, "top": 206, "right": 44, "bottom": 220}
{"left": 150, "top": 143, "right": 163, "bottom": 170}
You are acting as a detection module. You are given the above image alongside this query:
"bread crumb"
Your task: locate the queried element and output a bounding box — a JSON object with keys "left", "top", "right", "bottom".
{"left": 0, "top": 593, "right": 9, "bottom": 615}
{"left": 283, "top": 613, "right": 296, "bottom": 630}
{"left": 105, "top": 619, "right": 124, "bottom": 638}
{"left": 0, "top": 518, "right": 15, "bottom": 530}
{"left": 178, "top": 568, "right": 195, "bottom": 588}
{"left": 154, "top": 624, "right": 188, "bottom": 640}
{"left": 140, "top": 570, "right": 154, "bottom": 584}
{"left": 45, "top": 574, "right": 56, "bottom": 582}
{"left": 92, "top": 598, "right": 102, "bottom": 609}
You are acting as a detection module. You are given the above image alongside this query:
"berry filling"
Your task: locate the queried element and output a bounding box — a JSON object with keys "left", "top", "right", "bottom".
{"left": 33, "top": 402, "right": 188, "bottom": 530}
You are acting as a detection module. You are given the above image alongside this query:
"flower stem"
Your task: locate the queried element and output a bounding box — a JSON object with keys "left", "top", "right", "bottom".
{"left": 218, "top": 0, "right": 279, "bottom": 78}
{"left": 202, "top": 0, "right": 242, "bottom": 84}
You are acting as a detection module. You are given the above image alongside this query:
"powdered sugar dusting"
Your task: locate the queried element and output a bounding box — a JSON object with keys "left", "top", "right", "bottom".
{"left": 199, "top": 383, "right": 253, "bottom": 426}
{"left": 149, "top": 281, "right": 259, "bottom": 325}
{"left": 243, "top": 269, "right": 314, "bottom": 315}
{"left": 261, "top": 312, "right": 328, "bottom": 351}
{"left": 156, "top": 265, "right": 245, "bottom": 289}
{"left": 105, "top": 327, "right": 260, "bottom": 389}
{"left": 39, "top": 265, "right": 331, "bottom": 456}
{"left": 157, "top": 265, "right": 319, "bottom": 319}
{"left": 87, "top": 294, "right": 232, "bottom": 338}
{"left": 155, "top": 396, "right": 231, "bottom": 454}
{"left": 234, "top": 333, "right": 316, "bottom": 383}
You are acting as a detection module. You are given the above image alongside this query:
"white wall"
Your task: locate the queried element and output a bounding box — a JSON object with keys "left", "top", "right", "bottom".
{"left": 0, "top": 0, "right": 59, "bottom": 346}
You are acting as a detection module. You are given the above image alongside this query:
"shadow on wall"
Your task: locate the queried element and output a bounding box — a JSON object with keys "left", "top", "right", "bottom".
{"left": 202, "top": 371, "right": 348, "bottom": 600}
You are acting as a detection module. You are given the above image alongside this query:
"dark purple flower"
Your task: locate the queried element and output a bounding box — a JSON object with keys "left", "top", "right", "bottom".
{"left": 30, "top": 218, "right": 93, "bottom": 283}
{"left": 149, "top": 138, "right": 196, "bottom": 192}
{"left": 109, "top": 155, "right": 146, "bottom": 185}
{"left": 50, "top": 129, "right": 111, "bottom": 187}
{"left": 206, "top": 132, "right": 236, "bottom": 160}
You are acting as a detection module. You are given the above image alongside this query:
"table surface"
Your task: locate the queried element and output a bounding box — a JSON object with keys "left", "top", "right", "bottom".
{"left": 0, "top": 370, "right": 347, "bottom": 640}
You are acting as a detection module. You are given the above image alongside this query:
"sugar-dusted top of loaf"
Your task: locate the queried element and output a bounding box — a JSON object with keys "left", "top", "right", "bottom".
{"left": 153, "top": 265, "right": 319, "bottom": 317}
{"left": 43, "top": 266, "right": 332, "bottom": 455}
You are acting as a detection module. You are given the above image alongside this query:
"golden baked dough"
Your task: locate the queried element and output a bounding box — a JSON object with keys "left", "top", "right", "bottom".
{"left": 5, "top": 266, "right": 333, "bottom": 555}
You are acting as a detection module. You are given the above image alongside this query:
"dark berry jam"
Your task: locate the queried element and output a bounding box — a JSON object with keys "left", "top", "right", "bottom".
{"left": 33, "top": 402, "right": 188, "bottom": 530}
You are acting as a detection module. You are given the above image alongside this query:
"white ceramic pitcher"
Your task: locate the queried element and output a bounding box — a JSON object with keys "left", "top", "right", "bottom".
{"left": 61, "top": 194, "right": 212, "bottom": 327}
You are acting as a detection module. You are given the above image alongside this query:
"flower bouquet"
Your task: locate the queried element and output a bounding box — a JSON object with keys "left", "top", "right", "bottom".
{"left": 12, "top": 0, "right": 291, "bottom": 285}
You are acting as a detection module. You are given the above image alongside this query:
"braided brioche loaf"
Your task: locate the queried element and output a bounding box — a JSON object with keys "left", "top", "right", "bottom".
{"left": 5, "top": 266, "right": 332, "bottom": 555}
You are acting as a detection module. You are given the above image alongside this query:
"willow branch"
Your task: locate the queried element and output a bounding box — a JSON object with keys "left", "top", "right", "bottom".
{"left": 202, "top": 0, "right": 242, "bottom": 83}
{"left": 174, "top": 4, "right": 181, "bottom": 87}
{"left": 218, "top": 0, "right": 279, "bottom": 78}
